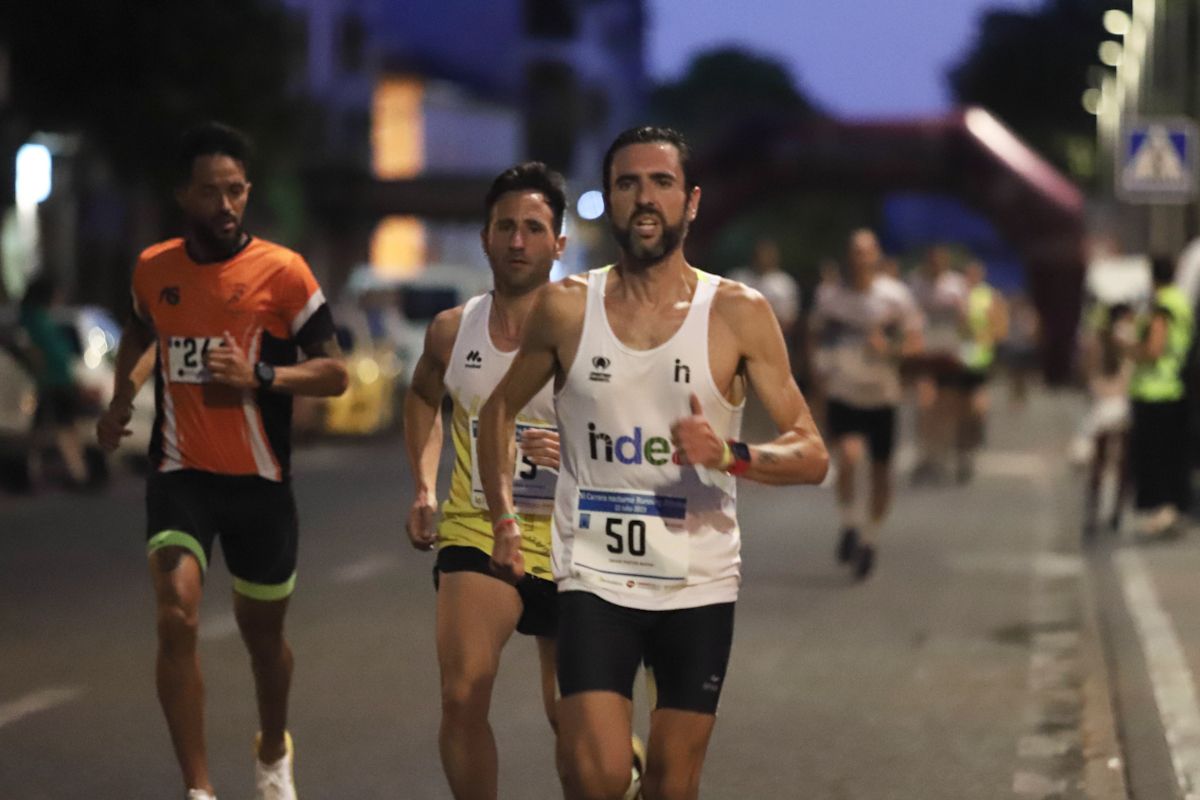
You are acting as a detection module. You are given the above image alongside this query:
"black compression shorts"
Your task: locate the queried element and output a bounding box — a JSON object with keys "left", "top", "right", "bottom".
{"left": 145, "top": 469, "right": 299, "bottom": 600}
{"left": 556, "top": 590, "right": 735, "bottom": 715}
{"left": 827, "top": 400, "right": 897, "bottom": 463}
{"left": 433, "top": 545, "right": 558, "bottom": 638}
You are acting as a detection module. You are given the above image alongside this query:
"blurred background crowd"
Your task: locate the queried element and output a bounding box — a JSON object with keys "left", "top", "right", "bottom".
{"left": 0, "top": 0, "right": 1194, "bottom": 505}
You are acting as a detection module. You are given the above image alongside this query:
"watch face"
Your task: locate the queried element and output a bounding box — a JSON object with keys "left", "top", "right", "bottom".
{"left": 730, "top": 441, "right": 751, "bottom": 462}
{"left": 256, "top": 362, "right": 274, "bottom": 385}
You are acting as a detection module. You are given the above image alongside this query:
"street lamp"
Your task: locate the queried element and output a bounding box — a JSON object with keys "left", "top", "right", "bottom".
{"left": 1104, "top": 9, "right": 1132, "bottom": 36}
{"left": 1099, "top": 40, "right": 1124, "bottom": 68}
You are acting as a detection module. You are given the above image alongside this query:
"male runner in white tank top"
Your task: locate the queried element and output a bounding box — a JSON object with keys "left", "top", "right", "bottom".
{"left": 402, "top": 163, "right": 569, "bottom": 800}
{"left": 809, "top": 229, "right": 924, "bottom": 580}
{"left": 478, "top": 127, "right": 829, "bottom": 800}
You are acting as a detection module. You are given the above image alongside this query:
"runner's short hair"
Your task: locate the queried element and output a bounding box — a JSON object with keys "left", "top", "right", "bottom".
{"left": 602, "top": 126, "right": 694, "bottom": 196}
{"left": 175, "top": 122, "right": 252, "bottom": 186}
{"left": 484, "top": 162, "right": 567, "bottom": 235}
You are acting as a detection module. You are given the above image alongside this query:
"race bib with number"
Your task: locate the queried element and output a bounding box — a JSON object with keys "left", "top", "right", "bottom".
{"left": 571, "top": 487, "right": 688, "bottom": 587}
{"left": 469, "top": 417, "right": 558, "bottom": 515}
{"left": 167, "top": 336, "right": 225, "bottom": 384}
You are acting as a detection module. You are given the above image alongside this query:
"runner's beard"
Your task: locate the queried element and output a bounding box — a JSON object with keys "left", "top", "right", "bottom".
{"left": 612, "top": 212, "right": 688, "bottom": 268}
{"left": 193, "top": 216, "right": 246, "bottom": 258}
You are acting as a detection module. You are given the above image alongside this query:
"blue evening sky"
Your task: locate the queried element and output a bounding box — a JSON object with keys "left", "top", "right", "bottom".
{"left": 647, "top": 0, "right": 1043, "bottom": 118}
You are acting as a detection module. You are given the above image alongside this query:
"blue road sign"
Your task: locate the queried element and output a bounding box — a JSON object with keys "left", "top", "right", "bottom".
{"left": 1118, "top": 118, "right": 1198, "bottom": 204}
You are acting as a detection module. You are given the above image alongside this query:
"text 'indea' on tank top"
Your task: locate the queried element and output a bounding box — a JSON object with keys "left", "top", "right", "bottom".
{"left": 552, "top": 267, "right": 745, "bottom": 611}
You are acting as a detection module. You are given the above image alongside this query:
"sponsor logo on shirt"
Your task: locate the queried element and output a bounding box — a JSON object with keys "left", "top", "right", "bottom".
{"left": 589, "top": 355, "right": 611, "bottom": 383}
{"left": 159, "top": 286, "right": 181, "bottom": 306}
{"left": 466, "top": 350, "right": 483, "bottom": 369}
{"left": 586, "top": 421, "right": 677, "bottom": 465}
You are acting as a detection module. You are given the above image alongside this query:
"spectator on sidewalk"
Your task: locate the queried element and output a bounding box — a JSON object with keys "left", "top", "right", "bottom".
{"left": 18, "top": 274, "right": 89, "bottom": 488}
{"left": 1128, "top": 256, "right": 1194, "bottom": 538}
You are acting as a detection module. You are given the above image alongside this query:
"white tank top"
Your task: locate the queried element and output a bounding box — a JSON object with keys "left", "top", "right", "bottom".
{"left": 553, "top": 267, "right": 745, "bottom": 610}
{"left": 443, "top": 293, "right": 557, "bottom": 518}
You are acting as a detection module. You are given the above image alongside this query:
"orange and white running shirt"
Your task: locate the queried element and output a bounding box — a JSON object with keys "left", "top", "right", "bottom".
{"left": 131, "top": 237, "right": 334, "bottom": 481}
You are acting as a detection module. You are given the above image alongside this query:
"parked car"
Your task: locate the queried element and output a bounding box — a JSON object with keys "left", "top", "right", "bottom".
{"left": 296, "top": 264, "right": 489, "bottom": 438}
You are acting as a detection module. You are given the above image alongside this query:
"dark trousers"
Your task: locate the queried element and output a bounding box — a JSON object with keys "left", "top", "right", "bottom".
{"left": 1130, "top": 399, "right": 1191, "bottom": 510}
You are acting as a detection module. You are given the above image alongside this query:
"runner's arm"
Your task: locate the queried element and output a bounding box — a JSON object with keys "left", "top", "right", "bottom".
{"left": 207, "top": 328, "right": 348, "bottom": 397}
{"left": 402, "top": 309, "right": 459, "bottom": 549}
{"left": 736, "top": 292, "right": 829, "bottom": 486}
{"left": 477, "top": 291, "right": 562, "bottom": 524}
{"left": 271, "top": 332, "right": 348, "bottom": 396}
{"left": 97, "top": 313, "right": 157, "bottom": 451}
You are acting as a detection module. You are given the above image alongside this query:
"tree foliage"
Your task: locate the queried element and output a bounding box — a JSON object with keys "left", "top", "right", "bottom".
{"left": 0, "top": 0, "right": 308, "bottom": 193}
{"left": 948, "top": 0, "right": 1112, "bottom": 181}
{"left": 648, "top": 48, "right": 821, "bottom": 152}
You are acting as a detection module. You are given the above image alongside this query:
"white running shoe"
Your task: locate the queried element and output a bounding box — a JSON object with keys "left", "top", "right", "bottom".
{"left": 186, "top": 790, "right": 217, "bottom": 800}
{"left": 254, "top": 731, "right": 297, "bottom": 800}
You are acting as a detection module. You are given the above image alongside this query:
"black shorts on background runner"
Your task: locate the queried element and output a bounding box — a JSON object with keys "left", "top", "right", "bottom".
{"left": 145, "top": 469, "right": 298, "bottom": 598}
{"left": 556, "top": 590, "right": 735, "bottom": 715}
{"left": 433, "top": 545, "right": 558, "bottom": 637}
{"left": 827, "top": 399, "right": 897, "bottom": 463}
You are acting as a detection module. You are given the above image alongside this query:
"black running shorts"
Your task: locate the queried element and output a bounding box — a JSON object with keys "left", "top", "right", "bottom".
{"left": 827, "top": 399, "right": 898, "bottom": 463}
{"left": 556, "top": 590, "right": 735, "bottom": 715}
{"left": 145, "top": 469, "right": 299, "bottom": 600}
{"left": 433, "top": 545, "right": 558, "bottom": 638}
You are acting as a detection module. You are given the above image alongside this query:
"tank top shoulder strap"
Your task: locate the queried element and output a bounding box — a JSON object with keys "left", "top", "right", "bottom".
{"left": 445, "top": 293, "right": 490, "bottom": 389}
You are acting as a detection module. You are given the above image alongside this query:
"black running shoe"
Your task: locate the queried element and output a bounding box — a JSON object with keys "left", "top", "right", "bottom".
{"left": 837, "top": 527, "right": 859, "bottom": 563}
{"left": 854, "top": 544, "right": 876, "bottom": 580}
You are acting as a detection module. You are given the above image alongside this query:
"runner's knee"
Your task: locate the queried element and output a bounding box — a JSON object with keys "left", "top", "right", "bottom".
{"left": 156, "top": 600, "right": 199, "bottom": 652}
{"left": 559, "top": 749, "right": 630, "bottom": 800}
{"left": 440, "top": 670, "right": 495, "bottom": 719}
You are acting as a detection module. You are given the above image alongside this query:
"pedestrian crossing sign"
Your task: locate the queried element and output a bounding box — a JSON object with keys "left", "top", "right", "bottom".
{"left": 1118, "top": 118, "right": 1198, "bottom": 203}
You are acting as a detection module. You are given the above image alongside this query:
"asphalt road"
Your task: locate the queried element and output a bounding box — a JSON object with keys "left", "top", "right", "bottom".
{"left": 0, "top": 389, "right": 1126, "bottom": 799}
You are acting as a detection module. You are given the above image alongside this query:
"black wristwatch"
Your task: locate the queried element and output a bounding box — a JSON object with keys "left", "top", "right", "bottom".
{"left": 725, "top": 440, "right": 752, "bottom": 476}
{"left": 254, "top": 361, "right": 276, "bottom": 390}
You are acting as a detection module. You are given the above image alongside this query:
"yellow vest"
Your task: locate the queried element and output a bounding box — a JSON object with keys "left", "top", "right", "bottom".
{"left": 1131, "top": 285, "right": 1193, "bottom": 403}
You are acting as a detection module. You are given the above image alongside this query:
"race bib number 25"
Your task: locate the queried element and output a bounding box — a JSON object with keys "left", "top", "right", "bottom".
{"left": 167, "top": 336, "right": 225, "bottom": 384}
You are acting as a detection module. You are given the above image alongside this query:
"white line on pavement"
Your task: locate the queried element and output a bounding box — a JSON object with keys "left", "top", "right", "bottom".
{"left": 0, "top": 686, "right": 84, "bottom": 730}
{"left": 1116, "top": 548, "right": 1200, "bottom": 800}
{"left": 332, "top": 554, "right": 400, "bottom": 584}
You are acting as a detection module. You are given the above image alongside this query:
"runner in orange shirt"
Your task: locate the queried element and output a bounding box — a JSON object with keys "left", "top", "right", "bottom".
{"left": 97, "top": 122, "right": 348, "bottom": 800}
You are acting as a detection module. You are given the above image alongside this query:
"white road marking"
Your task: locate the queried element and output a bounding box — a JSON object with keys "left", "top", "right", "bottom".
{"left": 0, "top": 686, "right": 84, "bottom": 730}
{"left": 1116, "top": 548, "right": 1200, "bottom": 800}
{"left": 332, "top": 554, "right": 400, "bottom": 584}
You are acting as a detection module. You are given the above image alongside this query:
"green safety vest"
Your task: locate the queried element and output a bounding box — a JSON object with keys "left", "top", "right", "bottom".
{"left": 1130, "top": 285, "right": 1194, "bottom": 402}
{"left": 960, "top": 283, "right": 996, "bottom": 372}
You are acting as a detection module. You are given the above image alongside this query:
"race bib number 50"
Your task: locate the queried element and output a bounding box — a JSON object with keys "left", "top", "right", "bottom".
{"left": 167, "top": 336, "right": 224, "bottom": 384}
{"left": 571, "top": 487, "right": 688, "bottom": 587}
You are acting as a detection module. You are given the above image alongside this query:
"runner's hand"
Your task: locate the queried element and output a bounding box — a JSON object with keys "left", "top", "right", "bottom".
{"left": 519, "top": 428, "right": 560, "bottom": 470}
{"left": 406, "top": 495, "right": 438, "bottom": 551}
{"left": 206, "top": 330, "right": 255, "bottom": 389}
{"left": 670, "top": 393, "right": 725, "bottom": 469}
{"left": 489, "top": 520, "right": 525, "bottom": 584}
{"left": 96, "top": 400, "right": 133, "bottom": 452}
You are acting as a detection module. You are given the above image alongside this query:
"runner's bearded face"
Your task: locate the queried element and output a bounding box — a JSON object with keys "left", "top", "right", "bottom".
{"left": 606, "top": 142, "right": 694, "bottom": 268}
{"left": 178, "top": 154, "right": 251, "bottom": 256}
{"left": 482, "top": 189, "right": 561, "bottom": 294}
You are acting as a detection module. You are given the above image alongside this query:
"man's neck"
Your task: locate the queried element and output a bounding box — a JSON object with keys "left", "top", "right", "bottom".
{"left": 614, "top": 250, "right": 695, "bottom": 305}
{"left": 185, "top": 231, "right": 249, "bottom": 264}
{"left": 490, "top": 286, "right": 541, "bottom": 341}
